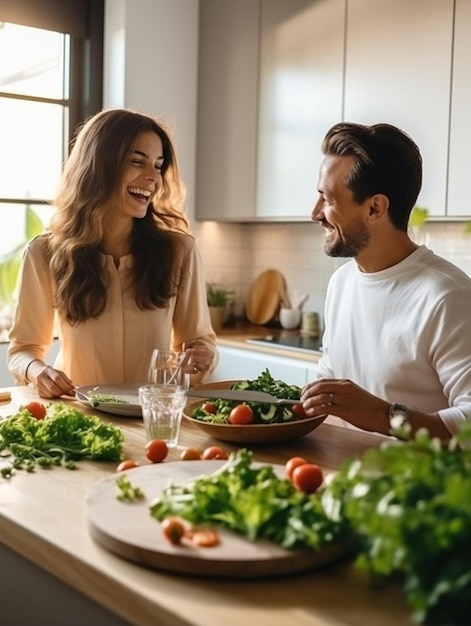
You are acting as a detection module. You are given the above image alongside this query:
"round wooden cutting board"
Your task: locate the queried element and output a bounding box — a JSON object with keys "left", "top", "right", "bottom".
{"left": 245, "top": 269, "right": 289, "bottom": 325}
{"left": 86, "top": 461, "right": 347, "bottom": 578}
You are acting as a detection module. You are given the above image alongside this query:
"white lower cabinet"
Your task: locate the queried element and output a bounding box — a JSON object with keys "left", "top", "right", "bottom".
{"left": 208, "top": 345, "right": 319, "bottom": 387}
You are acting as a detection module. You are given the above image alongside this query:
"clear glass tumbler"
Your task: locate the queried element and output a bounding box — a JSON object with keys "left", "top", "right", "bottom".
{"left": 139, "top": 383, "right": 187, "bottom": 448}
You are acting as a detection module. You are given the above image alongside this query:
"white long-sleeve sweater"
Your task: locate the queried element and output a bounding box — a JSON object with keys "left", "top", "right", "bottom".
{"left": 317, "top": 246, "right": 471, "bottom": 436}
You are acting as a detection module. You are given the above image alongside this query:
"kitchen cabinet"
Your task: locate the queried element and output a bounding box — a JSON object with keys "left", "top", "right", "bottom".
{"left": 447, "top": 0, "right": 471, "bottom": 217}
{"left": 256, "top": 0, "right": 345, "bottom": 219}
{"left": 343, "top": 0, "right": 453, "bottom": 219}
{"left": 196, "top": 0, "right": 344, "bottom": 222}
{"left": 196, "top": 0, "right": 469, "bottom": 222}
{"left": 207, "top": 344, "right": 318, "bottom": 386}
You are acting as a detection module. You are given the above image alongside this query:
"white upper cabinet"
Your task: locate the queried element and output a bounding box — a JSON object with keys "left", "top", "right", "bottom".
{"left": 196, "top": 0, "right": 469, "bottom": 221}
{"left": 344, "top": 0, "right": 454, "bottom": 219}
{"left": 195, "top": 0, "right": 260, "bottom": 221}
{"left": 447, "top": 0, "right": 471, "bottom": 217}
{"left": 256, "top": 0, "right": 345, "bottom": 219}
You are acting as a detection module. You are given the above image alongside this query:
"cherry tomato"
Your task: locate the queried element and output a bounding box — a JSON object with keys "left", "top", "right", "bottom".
{"left": 180, "top": 447, "right": 202, "bottom": 461}
{"left": 285, "top": 456, "right": 310, "bottom": 480}
{"left": 190, "top": 528, "right": 220, "bottom": 548}
{"left": 161, "top": 517, "right": 186, "bottom": 545}
{"left": 202, "top": 446, "right": 228, "bottom": 460}
{"left": 145, "top": 438, "right": 168, "bottom": 463}
{"left": 228, "top": 404, "right": 254, "bottom": 425}
{"left": 202, "top": 402, "right": 217, "bottom": 414}
{"left": 116, "top": 459, "right": 139, "bottom": 472}
{"left": 291, "top": 463, "right": 323, "bottom": 494}
{"left": 291, "top": 403, "right": 309, "bottom": 419}
{"left": 24, "top": 401, "right": 47, "bottom": 420}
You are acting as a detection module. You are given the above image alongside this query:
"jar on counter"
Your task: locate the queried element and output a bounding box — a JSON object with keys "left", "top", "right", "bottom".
{"left": 300, "top": 311, "right": 320, "bottom": 337}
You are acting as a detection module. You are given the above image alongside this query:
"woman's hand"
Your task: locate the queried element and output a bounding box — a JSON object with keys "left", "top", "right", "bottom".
{"left": 181, "top": 339, "right": 216, "bottom": 376}
{"left": 29, "top": 362, "right": 76, "bottom": 399}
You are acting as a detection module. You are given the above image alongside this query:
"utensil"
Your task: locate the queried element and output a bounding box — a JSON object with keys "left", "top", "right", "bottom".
{"left": 166, "top": 351, "right": 191, "bottom": 384}
{"left": 187, "top": 388, "right": 300, "bottom": 405}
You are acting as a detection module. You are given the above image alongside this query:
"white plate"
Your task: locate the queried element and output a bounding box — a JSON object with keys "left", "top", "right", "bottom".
{"left": 76, "top": 383, "right": 143, "bottom": 417}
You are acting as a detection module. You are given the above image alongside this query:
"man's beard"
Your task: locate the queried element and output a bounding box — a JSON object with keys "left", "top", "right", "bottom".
{"left": 323, "top": 219, "right": 370, "bottom": 258}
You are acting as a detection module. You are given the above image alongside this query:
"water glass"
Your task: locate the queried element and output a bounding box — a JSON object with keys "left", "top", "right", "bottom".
{"left": 147, "top": 349, "right": 190, "bottom": 388}
{"left": 139, "top": 384, "right": 187, "bottom": 448}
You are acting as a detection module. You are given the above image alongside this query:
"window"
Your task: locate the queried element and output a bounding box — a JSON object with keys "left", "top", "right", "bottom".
{"left": 0, "top": 0, "right": 103, "bottom": 333}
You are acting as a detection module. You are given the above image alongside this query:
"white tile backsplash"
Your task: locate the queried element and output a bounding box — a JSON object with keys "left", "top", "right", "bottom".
{"left": 193, "top": 220, "right": 471, "bottom": 324}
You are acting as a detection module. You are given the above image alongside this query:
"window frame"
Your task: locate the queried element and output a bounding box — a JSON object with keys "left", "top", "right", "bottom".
{"left": 0, "top": 0, "right": 104, "bottom": 207}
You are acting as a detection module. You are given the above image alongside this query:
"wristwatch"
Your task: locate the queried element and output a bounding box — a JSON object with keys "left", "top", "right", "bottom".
{"left": 388, "top": 402, "right": 410, "bottom": 430}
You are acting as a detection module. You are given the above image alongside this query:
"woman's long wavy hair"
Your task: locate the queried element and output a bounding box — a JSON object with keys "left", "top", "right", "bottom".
{"left": 47, "top": 108, "right": 191, "bottom": 324}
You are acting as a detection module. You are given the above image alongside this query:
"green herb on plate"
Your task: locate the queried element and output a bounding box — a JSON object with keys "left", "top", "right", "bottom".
{"left": 90, "top": 393, "right": 129, "bottom": 407}
{"left": 116, "top": 474, "right": 146, "bottom": 502}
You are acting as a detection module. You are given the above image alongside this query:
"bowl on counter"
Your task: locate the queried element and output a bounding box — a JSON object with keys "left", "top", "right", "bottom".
{"left": 183, "top": 380, "right": 326, "bottom": 444}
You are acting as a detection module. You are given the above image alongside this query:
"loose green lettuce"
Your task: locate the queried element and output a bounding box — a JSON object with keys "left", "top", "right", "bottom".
{"left": 150, "top": 448, "right": 347, "bottom": 549}
{"left": 0, "top": 403, "right": 124, "bottom": 475}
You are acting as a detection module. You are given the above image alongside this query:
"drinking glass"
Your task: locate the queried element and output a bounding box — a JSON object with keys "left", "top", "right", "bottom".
{"left": 147, "top": 349, "right": 190, "bottom": 388}
{"left": 139, "top": 384, "right": 187, "bottom": 448}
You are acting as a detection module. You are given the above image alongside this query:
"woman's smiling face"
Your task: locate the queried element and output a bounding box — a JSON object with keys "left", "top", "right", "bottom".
{"left": 105, "top": 131, "right": 164, "bottom": 220}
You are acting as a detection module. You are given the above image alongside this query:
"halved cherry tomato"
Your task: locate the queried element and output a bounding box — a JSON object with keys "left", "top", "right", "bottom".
{"left": 180, "top": 447, "right": 202, "bottom": 461}
{"left": 24, "top": 401, "right": 47, "bottom": 420}
{"left": 161, "top": 517, "right": 186, "bottom": 545}
{"left": 116, "top": 459, "right": 139, "bottom": 472}
{"left": 291, "top": 403, "right": 309, "bottom": 419}
{"left": 228, "top": 403, "right": 254, "bottom": 425}
{"left": 190, "top": 528, "right": 220, "bottom": 548}
{"left": 202, "top": 446, "right": 228, "bottom": 460}
{"left": 291, "top": 463, "right": 323, "bottom": 493}
{"left": 285, "top": 456, "right": 310, "bottom": 480}
{"left": 202, "top": 402, "right": 217, "bottom": 414}
{"left": 145, "top": 438, "right": 168, "bottom": 463}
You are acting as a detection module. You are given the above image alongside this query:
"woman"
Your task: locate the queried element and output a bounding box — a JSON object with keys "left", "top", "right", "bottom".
{"left": 7, "top": 108, "right": 217, "bottom": 398}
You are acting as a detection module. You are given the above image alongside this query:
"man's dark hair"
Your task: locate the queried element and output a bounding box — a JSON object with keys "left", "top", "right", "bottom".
{"left": 322, "top": 122, "right": 422, "bottom": 231}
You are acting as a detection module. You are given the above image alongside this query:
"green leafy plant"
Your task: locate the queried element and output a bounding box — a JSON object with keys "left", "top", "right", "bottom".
{"left": 408, "top": 205, "right": 429, "bottom": 228}
{"left": 0, "top": 205, "right": 45, "bottom": 306}
{"left": 206, "top": 283, "right": 234, "bottom": 307}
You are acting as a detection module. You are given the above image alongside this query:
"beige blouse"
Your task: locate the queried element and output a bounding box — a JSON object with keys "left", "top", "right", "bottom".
{"left": 7, "top": 233, "right": 217, "bottom": 386}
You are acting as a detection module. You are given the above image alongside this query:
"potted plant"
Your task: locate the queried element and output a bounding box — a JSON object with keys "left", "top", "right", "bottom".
{"left": 206, "top": 283, "right": 235, "bottom": 330}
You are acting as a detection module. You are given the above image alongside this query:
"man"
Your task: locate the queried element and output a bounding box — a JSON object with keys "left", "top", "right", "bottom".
{"left": 301, "top": 122, "right": 471, "bottom": 440}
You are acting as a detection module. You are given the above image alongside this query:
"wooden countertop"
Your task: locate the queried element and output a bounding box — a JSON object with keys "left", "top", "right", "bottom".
{"left": 0, "top": 386, "right": 413, "bottom": 626}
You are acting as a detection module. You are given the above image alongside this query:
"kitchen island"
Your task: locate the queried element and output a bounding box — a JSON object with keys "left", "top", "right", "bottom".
{"left": 0, "top": 385, "right": 413, "bottom": 626}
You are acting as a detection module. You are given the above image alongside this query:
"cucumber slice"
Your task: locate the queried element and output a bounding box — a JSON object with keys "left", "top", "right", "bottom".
{"left": 259, "top": 404, "right": 277, "bottom": 422}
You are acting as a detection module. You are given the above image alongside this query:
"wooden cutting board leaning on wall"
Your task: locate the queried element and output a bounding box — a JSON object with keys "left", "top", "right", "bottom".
{"left": 245, "top": 269, "right": 290, "bottom": 325}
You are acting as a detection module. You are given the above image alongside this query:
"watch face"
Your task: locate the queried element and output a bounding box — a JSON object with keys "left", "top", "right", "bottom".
{"left": 389, "top": 403, "right": 409, "bottom": 430}
{"left": 389, "top": 413, "right": 408, "bottom": 430}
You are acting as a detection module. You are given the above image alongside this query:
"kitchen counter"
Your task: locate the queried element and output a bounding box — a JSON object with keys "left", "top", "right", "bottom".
{"left": 0, "top": 386, "right": 413, "bottom": 626}
{"left": 215, "top": 322, "right": 322, "bottom": 364}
